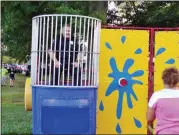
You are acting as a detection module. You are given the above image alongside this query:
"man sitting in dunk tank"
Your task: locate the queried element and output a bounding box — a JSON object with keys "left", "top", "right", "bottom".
{"left": 48, "top": 24, "right": 82, "bottom": 86}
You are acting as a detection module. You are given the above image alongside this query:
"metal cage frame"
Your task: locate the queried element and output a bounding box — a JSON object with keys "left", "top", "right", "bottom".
{"left": 31, "top": 14, "right": 101, "bottom": 87}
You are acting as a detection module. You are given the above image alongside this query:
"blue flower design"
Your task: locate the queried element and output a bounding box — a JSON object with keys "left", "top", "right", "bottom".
{"left": 105, "top": 57, "right": 144, "bottom": 119}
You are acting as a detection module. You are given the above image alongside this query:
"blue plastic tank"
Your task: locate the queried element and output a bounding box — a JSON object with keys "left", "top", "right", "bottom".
{"left": 32, "top": 86, "right": 97, "bottom": 134}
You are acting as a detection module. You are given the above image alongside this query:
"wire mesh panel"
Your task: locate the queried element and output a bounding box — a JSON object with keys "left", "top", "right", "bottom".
{"left": 31, "top": 14, "right": 101, "bottom": 87}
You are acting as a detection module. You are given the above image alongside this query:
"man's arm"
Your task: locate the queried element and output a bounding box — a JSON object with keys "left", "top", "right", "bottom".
{"left": 48, "top": 51, "right": 59, "bottom": 63}
{"left": 146, "top": 93, "right": 157, "bottom": 134}
{"left": 48, "top": 38, "right": 61, "bottom": 67}
{"left": 75, "top": 52, "right": 82, "bottom": 63}
{"left": 147, "top": 107, "right": 155, "bottom": 134}
{"left": 75, "top": 41, "right": 83, "bottom": 63}
{"left": 146, "top": 107, "right": 155, "bottom": 124}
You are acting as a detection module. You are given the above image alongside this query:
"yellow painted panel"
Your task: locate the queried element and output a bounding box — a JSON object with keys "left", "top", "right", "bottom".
{"left": 154, "top": 31, "right": 179, "bottom": 91}
{"left": 153, "top": 31, "right": 179, "bottom": 133}
{"left": 97, "top": 29, "right": 149, "bottom": 134}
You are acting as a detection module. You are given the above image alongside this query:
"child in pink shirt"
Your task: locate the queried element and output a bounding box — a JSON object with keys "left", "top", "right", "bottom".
{"left": 147, "top": 67, "right": 179, "bottom": 134}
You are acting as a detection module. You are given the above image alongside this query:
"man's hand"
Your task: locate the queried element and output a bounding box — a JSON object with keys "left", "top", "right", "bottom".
{"left": 71, "top": 62, "right": 79, "bottom": 68}
{"left": 55, "top": 62, "right": 61, "bottom": 68}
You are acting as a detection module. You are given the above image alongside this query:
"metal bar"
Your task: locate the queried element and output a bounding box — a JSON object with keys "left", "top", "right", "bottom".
{"left": 31, "top": 19, "right": 35, "bottom": 85}
{"left": 88, "top": 19, "right": 94, "bottom": 86}
{"left": 62, "top": 16, "right": 67, "bottom": 85}
{"left": 72, "top": 17, "right": 77, "bottom": 86}
{"left": 41, "top": 17, "right": 46, "bottom": 85}
{"left": 148, "top": 29, "right": 155, "bottom": 100}
{"left": 77, "top": 17, "right": 82, "bottom": 86}
{"left": 95, "top": 21, "right": 98, "bottom": 86}
{"left": 37, "top": 17, "right": 42, "bottom": 85}
{"left": 32, "top": 50, "right": 100, "bottom": 54}
{"left": 93, "top": 20, "right": 97, "bottom": 86}
{"left": 34, "top": 84, "right": 98, "bottom": 88}
{"left": 52, "top": 16, "right": 56, "bottom": 85}
{"left": 67, "top": 16, "right": 72, "bottom": 86}
{"left": 92, "top": 20, "right": 97, "bottom": 86}
{"left": 97, "top": 22, "right": 101, "bottom": 86}
{"left": 53, "top": 16, "right": 58, "bottom": 84}
{"left": 45, "top": 17, "right": 49, "bottom": 85}
{"left": 81, "top": 18, "right": 86, "bottom": 86}
{"left": 94, "top": 21, "right": 98, "bottom": 86}
{"left": 31, "top": 15, "right": 101, "bottom": 86}
{"left": 34, "top": 18, "right": 39, "bottom": 85}
{"left": 91, "top": 20, "right": 95, "bottom": 86}
{"left": 33, "top": 14, "right": 102, "bottom": 23}
{"left": 85, "top": 18, "right": 90, "bottom": 86}
{"left": 58, "top": 16, "right": 63, "bottom": 86}
{"left": 147, "top": 28, "right": 155, "bottom": 135}
{"left": 49, "top": 16, "right": 54, "bottom": 85}
{"left": 31, "top": 19, "right": 36, "bottom": 85}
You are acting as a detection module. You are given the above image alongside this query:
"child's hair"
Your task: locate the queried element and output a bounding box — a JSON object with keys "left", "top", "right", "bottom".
{"left": 162, "top": 67, "right": 179, "bottom": 87}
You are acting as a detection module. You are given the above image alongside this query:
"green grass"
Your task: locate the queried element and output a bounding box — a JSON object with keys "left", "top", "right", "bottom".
{"left": 2, "top": 74, "right": 32, "bottom": 134}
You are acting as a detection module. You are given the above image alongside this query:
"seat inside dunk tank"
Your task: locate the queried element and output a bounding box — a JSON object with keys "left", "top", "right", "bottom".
{"left": 36, "top": 79, "right": 91, "bottom": 86}
{"left": 35, "top": 63, "right": 93, "bottom": 86}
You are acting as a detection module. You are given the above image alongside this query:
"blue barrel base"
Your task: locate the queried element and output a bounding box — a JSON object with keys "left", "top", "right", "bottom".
{"left": 32, "top": 86, "right": 97, "bottom": 134}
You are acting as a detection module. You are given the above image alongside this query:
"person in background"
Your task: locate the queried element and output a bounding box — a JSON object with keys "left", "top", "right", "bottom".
{"left": 25, "top": 65, "right": 31, "bottom": 77}
{"left": 9, "top": 67, "right": 15, "bottom": 87}
{"left": 48, "top": 24, "right": 82, "bottom": 86}
{"left": 7, "top": 67, "right": 11, "bottom": 74}
{"left": 1, "top": 68, "right": 8, "bottom": 87}
{"left": 147, "top": 67, "right": 179, "bottom": 134}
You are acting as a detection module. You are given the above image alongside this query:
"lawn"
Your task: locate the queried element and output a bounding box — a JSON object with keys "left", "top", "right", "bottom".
{"left": 2, "top": 74, "right": 32, "bottom": 134}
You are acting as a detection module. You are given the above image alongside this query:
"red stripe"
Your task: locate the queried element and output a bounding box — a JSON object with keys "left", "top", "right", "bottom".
{"left": 147, "top": 28, "right": 155, "bottom": 135}
{"left": 101, "top": 25, "right": 179, "bottom": 31}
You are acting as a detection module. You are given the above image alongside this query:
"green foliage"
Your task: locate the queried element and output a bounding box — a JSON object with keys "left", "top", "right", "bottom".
{"left": 4, "top": 1, "right": 178, "bottom": 63}
{"left": 2, "top": 1, "right": 42, "bottom": 62}
{"left": 2, "top": 56, "right": 17, "bottom": 64}
{"left": 140, "top": 2, "right": 179, "bottom": 27}
{"left": 114, "top": 1, "right": 179, "bottom": 27}
{"left": 1, "top": 1, "right": 107, "bottom": 62}
{"left": 91, "top": 11, "right": 106, "bottom": 24}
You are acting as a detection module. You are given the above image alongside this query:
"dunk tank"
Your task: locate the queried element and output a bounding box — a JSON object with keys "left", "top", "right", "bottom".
{"left": 29, "top": 14, "right": 101, "bottom": 134}
{"left": 25, "top": 14, "right": 179, "bottom": 134}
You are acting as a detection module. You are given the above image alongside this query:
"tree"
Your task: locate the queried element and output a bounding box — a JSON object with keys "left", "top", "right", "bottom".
{"left": 1, "top": 1, "right": 107, "bottom": 62}
{"left": 2, "top": 1, "right": 48, "bottom": 62}
{"left": 88, "top": 1, "right": 108, "bottom": 23}
{"left": 107, "top": 1, "right": 179, "bottom": 27}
